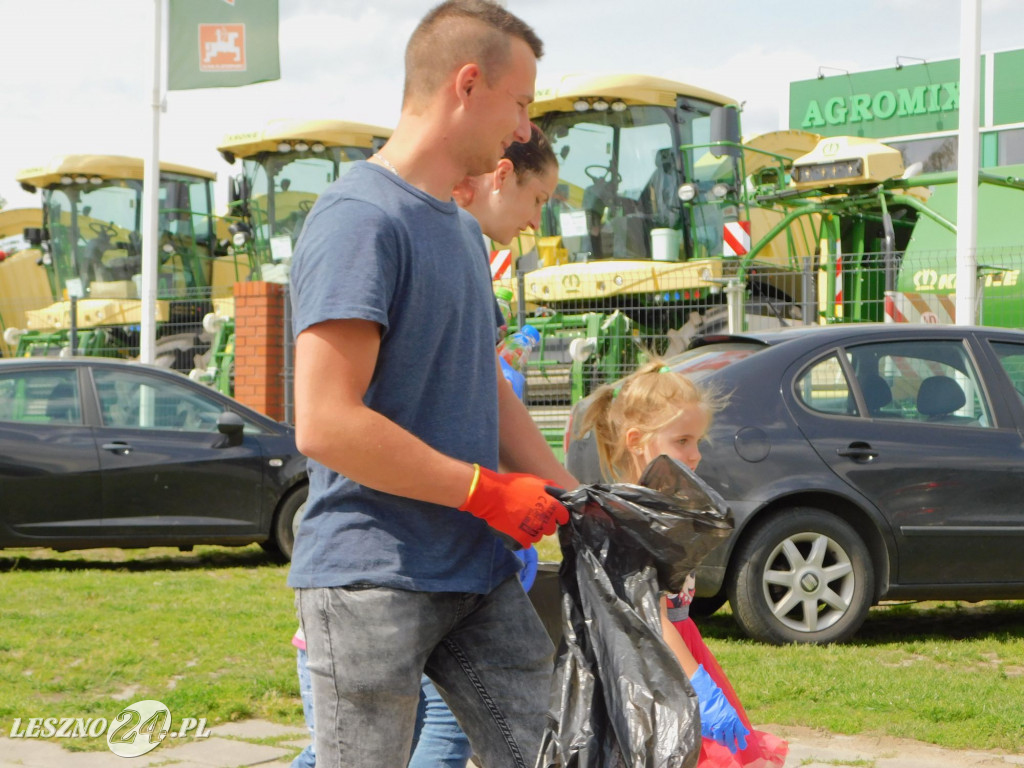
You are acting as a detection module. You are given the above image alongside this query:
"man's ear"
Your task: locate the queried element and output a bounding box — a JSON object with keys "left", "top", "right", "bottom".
{"left": 452, "top": 176, "right": 476, "bottom": 207}
{"left": 454, "top": 62, "right": 482, "bottom": 106}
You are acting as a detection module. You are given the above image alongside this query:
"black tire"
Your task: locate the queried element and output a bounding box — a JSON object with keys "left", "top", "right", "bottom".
{"left": 152, "top": 333, "right": 206, "bottom": 373}
{"left": 727, "top": 507, "right": 873, "bottom": 645}
{"left": 268, "top": 485, "right": 308, "bottom": 561}
{"left": 689, "top": 592, "right": 728, "bottom": 618}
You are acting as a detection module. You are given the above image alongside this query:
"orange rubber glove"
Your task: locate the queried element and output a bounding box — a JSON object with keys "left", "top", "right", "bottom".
{"left": 458, "top": 465, "right": 569, "bottom": 548}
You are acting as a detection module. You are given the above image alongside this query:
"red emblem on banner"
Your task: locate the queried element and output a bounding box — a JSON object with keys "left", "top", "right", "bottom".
{"left": 199, "top": 24, "right": 246, "bottom": 71}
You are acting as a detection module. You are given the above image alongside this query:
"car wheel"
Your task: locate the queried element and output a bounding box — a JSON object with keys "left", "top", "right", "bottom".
{"left": 727, "top": 507, "right": 873, "bottom": 645}
{"left": 270, "top": 485, "right": 308, "bottom": 561}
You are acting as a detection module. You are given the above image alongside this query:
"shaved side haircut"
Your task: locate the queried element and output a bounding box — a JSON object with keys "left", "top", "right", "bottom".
{"left": 404, "top": 0, "right": 544, "bottom": 108}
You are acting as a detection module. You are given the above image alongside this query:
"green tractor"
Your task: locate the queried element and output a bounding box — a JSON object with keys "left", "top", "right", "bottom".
{"left": 504, "top": 74, "right": 1024, "bottom": 455}
{"left": 736, "top": 134, "right": 1024, "bottom": 328}
{"left": 188, "top": 119, "right": 392, "bottom": 393}
{"left": 3, "top": 155, "right": 245, "bottom": 370}
{"left": 504, "top": 73, "right": 817, "bottom": 450}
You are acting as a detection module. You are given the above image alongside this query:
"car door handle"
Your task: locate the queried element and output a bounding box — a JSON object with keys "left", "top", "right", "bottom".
{"left": 837, "top": 442, "right": 877, "bottom": 462}
{"left": 102, "top": 441, "right": 133, "bottom": 455}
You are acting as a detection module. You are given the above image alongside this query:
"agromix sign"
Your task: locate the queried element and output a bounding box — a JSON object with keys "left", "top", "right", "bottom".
{"left": 798, "top": 82, "right": 959, "bottom": 131}
{"left": 790, "top": 58, "right": 963, "bottom": 138}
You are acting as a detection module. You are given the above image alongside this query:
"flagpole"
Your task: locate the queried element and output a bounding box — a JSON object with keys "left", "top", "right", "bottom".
{"left": 955, "top": 0, "right": 981, "bottom": 326}
{"left": 140, "top": 0, "right": 165, "bottom": 364}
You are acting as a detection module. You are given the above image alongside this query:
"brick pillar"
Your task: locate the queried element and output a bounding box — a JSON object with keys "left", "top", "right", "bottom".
{"left": 233, "top": 281, "right": 285, "bottom": 421}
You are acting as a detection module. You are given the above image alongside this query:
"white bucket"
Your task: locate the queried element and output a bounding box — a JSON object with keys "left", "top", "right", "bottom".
{"left": 651, "top": 228, "right": 680, "bottom": 262}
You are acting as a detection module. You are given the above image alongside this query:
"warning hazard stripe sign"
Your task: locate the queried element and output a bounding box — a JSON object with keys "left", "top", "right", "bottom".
{"left": 722, "top": 221, "right": 751, "bottom": 257}
{"left": 490, "top": 249, "right": 512, "bottom": 280}
{"left": 884, "top": 291, "right": 956, "bottom": 324}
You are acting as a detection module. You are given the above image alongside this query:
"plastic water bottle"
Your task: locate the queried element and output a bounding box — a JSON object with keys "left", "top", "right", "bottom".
{"left": 497, "top": 324, "right": 540, "bottom": 373}
{"left": 498, "top": 324, "right": 540, "bottom": 401}
{"left": 494, "top": 286, "right": 514, "bottom": 333}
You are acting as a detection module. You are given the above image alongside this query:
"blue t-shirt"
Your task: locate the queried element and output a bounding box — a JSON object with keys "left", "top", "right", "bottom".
{"left": 287, "top": 163, "right": 521, "bottom": 593}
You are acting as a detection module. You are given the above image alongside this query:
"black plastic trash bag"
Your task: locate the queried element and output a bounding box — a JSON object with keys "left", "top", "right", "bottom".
{"left": 535, "top": 456, "right": 734, "bottom": 768}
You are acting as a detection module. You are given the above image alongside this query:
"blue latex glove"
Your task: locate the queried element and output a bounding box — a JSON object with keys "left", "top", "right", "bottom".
{"left": 690, "top": 664, "right": 750, "bottom": 754}
{"left": 515, "top": 545, "right": 539, "bottom": 592}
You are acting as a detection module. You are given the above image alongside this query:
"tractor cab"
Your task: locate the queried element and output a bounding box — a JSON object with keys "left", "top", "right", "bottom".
{"left": 218, "top": 119, "right": 391, "bottom": 281}
{"left": 16, "top": 155, "right": 217, "bottom": 303}
{"left": 6, "top": 155, "right": 220, "bottom": 363}
{"left": 531, "top": 74, "right": 740, "bottom": 266}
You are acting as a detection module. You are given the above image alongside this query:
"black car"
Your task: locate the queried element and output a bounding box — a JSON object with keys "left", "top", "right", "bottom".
{"left": 0, "top": 358, "right": 307, "bottom": 558}
{"left": 566, "top": 323, "right": 1024, "bottom": 645}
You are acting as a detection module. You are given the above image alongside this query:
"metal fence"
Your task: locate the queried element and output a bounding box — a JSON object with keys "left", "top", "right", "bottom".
{"left": 6, "top": 246, "right": 1024, "bottom": 438}
{"left": 508, "top": 246, "right": 1024, "bottom": 444}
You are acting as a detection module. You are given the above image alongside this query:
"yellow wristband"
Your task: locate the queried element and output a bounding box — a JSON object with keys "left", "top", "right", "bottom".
{"left": 464, "top": 463, "right": 482, "bottom": 506}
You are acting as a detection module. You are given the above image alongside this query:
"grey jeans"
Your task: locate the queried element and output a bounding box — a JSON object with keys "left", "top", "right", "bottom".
{"left": 296, "top": 575, "right": 555, "bottom": 768}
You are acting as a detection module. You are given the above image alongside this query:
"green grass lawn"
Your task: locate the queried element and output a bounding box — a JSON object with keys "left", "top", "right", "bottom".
{"left": 2, "top": 544, "right": 1023, "bottom": 754}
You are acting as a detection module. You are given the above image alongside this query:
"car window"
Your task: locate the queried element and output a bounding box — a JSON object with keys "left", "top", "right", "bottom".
{"left": 795, "top": 354, "right": 855, "bottom": 416}
{"left": 94, "top": 369, "right": 225, "bottom": 432}
{"left": 989, "top": 342, "right": 1024, "bottom": 407}
{"left": 0, "top": 369, "right": 81, "bottom": 425}
{"left": 846, "top": 340, "right": 991, "bottom": 427}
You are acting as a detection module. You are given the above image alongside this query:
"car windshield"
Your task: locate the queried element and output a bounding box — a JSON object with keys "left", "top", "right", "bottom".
{"left": 667, "top": 342, "right": 764, "bottom": 382}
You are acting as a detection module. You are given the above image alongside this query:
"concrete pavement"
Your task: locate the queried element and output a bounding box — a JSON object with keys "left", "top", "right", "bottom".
{"left": 2, "top": 718, "right": 1022, "bottom": 767}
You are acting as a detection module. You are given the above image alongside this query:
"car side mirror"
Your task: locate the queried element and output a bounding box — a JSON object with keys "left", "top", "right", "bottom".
{"left": 215, "top": 411, "right": 245, "bottom": 447}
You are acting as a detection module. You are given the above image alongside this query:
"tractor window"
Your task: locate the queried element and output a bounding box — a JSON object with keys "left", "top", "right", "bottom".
{"left": 266, "top": 154, "right": 337, "bottom": 242}
{"left": 683, "top": 111, "right": 729, "bottom": 259}
{"left": 42, "top": 182, "right": 143, "bottom": 299}
{"left": 539, "top": 105, "right": 677, "bottom": 261}
{"left": 185, "top": 176, "right": 213, "bottom": 242}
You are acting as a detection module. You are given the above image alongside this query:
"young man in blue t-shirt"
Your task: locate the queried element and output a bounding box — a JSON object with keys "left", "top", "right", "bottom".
{"left": 288, "top": 2, "right": 576, "bottom": 766}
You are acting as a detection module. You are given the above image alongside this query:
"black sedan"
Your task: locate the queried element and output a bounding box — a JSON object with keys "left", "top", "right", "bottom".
{"left": 566, "top": 323, "right": 1024, "bottom": 645}
{"left": 0, "top": 357, "right": 307, "bottom": 558}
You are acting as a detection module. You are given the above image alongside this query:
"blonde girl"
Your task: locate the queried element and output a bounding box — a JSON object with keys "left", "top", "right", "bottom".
{"left": 576, "top": 359, "right": 787, "bottom": 768}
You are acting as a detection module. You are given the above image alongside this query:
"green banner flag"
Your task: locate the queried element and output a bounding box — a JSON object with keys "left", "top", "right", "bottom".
{"left": 168, "top": 0, "right": 280, "bottom": 91}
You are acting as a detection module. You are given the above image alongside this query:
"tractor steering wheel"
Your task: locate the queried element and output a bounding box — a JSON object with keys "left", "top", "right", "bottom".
{"left": 585, "top": 164, "right": 622, "bottom": 185}
{"left": 89, "top": 222, "right": 118, "bottom": 239}
{"left": 298, "top": 199, "right": 314, "bottom": 213}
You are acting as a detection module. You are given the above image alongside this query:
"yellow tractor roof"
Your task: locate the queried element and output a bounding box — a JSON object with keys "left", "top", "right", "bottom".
{"left": 0, "top": 208, "right": 43, "bottom": 238}
{"left": 531, "top": 73, "right": 737, "bottom": 117}
{"left": 16, "top": 155, "right": 216, "bottom": 191}
{"left": 743, "top": 130, "right": 823, "bottom": 176}
{"left": 217, "top": 119, "right": 393, "bottom": 159}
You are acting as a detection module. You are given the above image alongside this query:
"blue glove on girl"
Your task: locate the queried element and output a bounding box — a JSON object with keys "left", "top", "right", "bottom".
{"left": 514, "top": 546, "right": 539, "bottom": 592}
{"left": 690, "top": 664, "right": 750, "bottom": 753}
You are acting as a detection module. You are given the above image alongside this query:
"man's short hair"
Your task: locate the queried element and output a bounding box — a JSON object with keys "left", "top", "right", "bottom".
{"left": 404, "top": 0, "right": 543, "bottom": 107}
